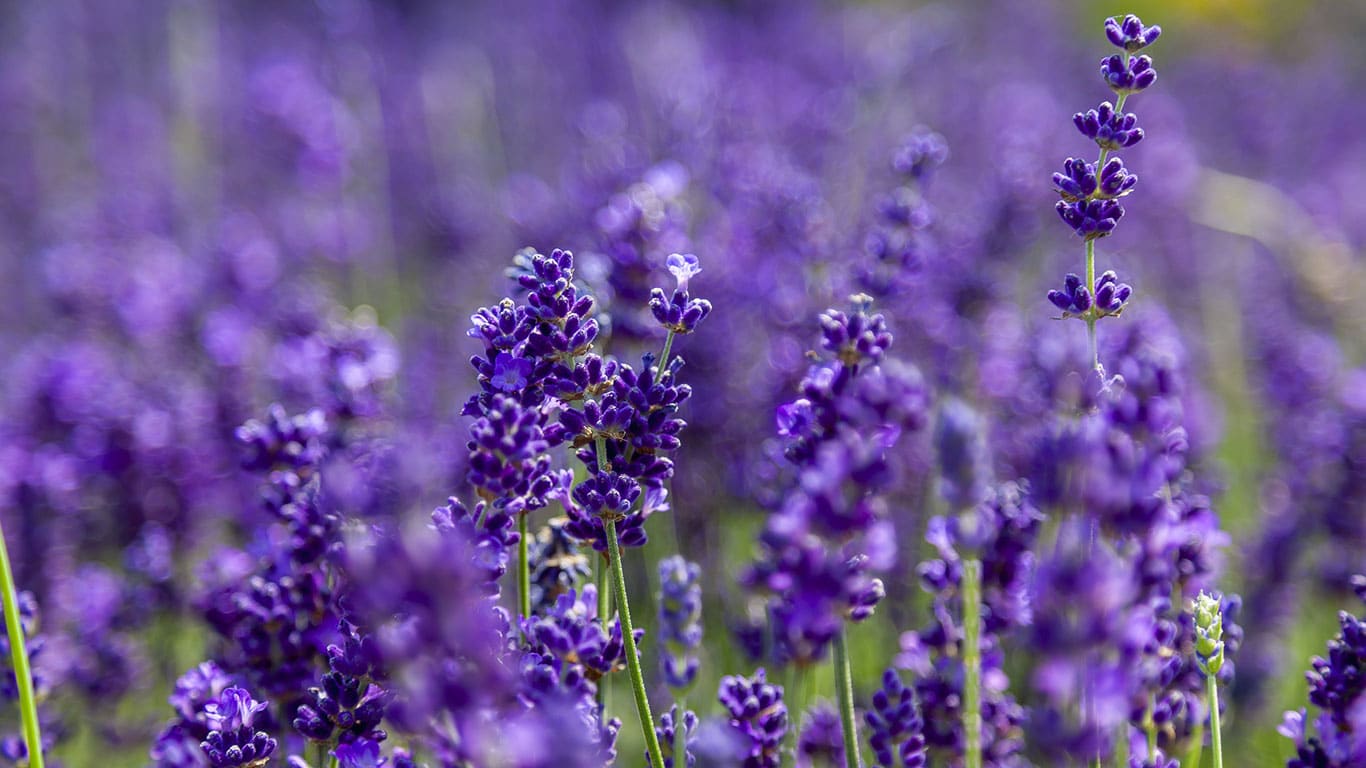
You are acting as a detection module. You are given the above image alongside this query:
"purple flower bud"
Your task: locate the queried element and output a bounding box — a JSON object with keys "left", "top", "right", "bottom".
{"left": 1101, "top": 55, "right": 1158, "bottom": 95}
{"left": 1074, "top": 102, "right": 1144, "bottom": 151}
{"left": 1053, "top": 157, "right": 1099, "bottom": 202}
{"left": 1097, "top": 157, "right": 1138, "bottom": 198}
{"left": 1056, "top": 198, "right": 1125, "bottom": 240}
{"left": 1045, "top": 271, "right": 1134, "bottom": 318}
{"left": 719, "top": 670, "right": 788, "bottom": 768}
{"left": 1105, "top": 14, "right": 1162, "bottom": 53}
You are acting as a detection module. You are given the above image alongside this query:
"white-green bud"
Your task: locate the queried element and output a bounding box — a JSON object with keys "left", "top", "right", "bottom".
{"left": 1193, "top": 591, "right": 1225, "bottom": 677}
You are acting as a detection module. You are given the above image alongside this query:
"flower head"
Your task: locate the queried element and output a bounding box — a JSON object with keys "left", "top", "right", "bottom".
{"left": 334, "top": 739, "right": 387, "bottom": 768}
{"left": 1101, "top": 54, "right": 1157, "bottom": 95}
{"left": 718, "top": 669, "right": 788, "bottom": 768}
{"left": 1047, "top": 271, "right": 1133, "bottom": 319}
{"left": 199, "top": 686, "right": 277, "bottom": 768}
{"left": 1074, "top": 102, "right": 1144, "bottom": 151}
{"left": 865, "top": 669, "right": 927, "bottom": 768}
{"left": 658, "top": 556, "right": 704, "bottom": 691}
{"left": 666, "top": 253, "right": 702, "bottom": 289}
{"left": 1056, "top": 198, "right": 1125, "bottom": 240}
{"left": 1193, "top": 591, "right": 1226, "bottom": 677}
{"left": 1105, "top": 14, "right": 1162, "bottom": 52}
{"left": 490, "top": 352, "right": 534, "bottom": 393}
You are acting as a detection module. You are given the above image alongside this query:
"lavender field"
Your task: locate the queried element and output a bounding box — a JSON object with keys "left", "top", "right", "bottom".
{"left": 0, "top": 1, "right": 1363, "bottom": 767}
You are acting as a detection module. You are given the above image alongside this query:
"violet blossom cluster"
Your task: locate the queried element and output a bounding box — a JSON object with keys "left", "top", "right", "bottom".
{"left": 1280, "top": 578, "right": 1366, "bottom": 768}
{"left": 899, "top": 477, "right": 1037, "bottom": 766}
{"left": 0, "top": 4, "right": 1358, "bottom": 768}
{"left": 742, "top": 296, "right": 929, "bottom": 665}
{"left": 1020, "top": 314, "right": 1243, "bottom": 762}
{"left": 1046, "top": 14, "right": 1160, "bottom": 325}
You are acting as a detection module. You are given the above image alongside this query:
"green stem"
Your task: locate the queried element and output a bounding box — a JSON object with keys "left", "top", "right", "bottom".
{"left": 606, "top": 517, "right": 665, "bottom": 768}
{"left": 597, "top": 553, "right": 611, "bottom": 628}
{"left": 1086, "top": 86, "right": 1128, "bottom": 380}
{"left": 606, "top": 513, "right": 663, "bottom": 765}
{"left": 518, "top": 512, "right": 531, "bottom": 625}
{"left": 1085, "top": 239, "right": 1099, "bottom": 374}
{"left": 0, "top": 518, "right": 43, "bottom": 768}
{"left": 963, "top": 559, "right": 983, "bottom": 768}
{"left": 1115, "top": 723, "right": 1129, "bottom": 768}
{"left": 597, "top": 552, "right": 611, "bottom": 711}
{"left": 1143, "top": 701, "right": 1158, "bottom": 761}
{"left": 674, "top": 695, "right": 687, "bottom": 765}
{"left": 1207, "top": 674, "right": 1224, "bottom": 768}
{"left": 833, "top": 626, "right": 862, "bottom": 768}
{"left": 658, "top": 330, "right": 677, "bottom": 373}
{"left": 1185, "top": 721, "right": 1205, "bottom": 768}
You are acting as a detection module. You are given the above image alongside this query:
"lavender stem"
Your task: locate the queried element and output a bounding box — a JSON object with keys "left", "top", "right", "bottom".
{"left": 606, "top": 516, "right": 665, "bottom": 768}
{"left": 1207, "top": 673, "right": 1224, "bottom": 768}
{"left": 0, "top": 519, "right": 43, "bottom": 768}
{"left": 518, "top": 512, "right": 531, "bottom": 625}
{"left": 833, "top": 625, "right": 862, "bottom": 768}
{"left": 963, "top": 558, "right": 983, "bottom": 768}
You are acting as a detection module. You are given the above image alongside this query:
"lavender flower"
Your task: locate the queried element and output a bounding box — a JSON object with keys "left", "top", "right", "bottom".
{"left": 1074, "top": 103, "right": 1145, "bottom": 150}
{"left": 292, "top": 624, "right": 390, "bottom": 747}
{"left": 1055, "top": 198, "right": 1125, "bottom": 240}
{"left": 332, "top": 739, "right": 388, "bottom": 768}
{"left": 657, "top": 556, "right": 703, "bottom": 691}
{"left": 796, "top": 703, "right": 846, "bottom": 768}
{"left": 864, "top": 670, "right": 926, "bottom": 768}
{"left": 1106, "top": 14, "right": 1163, "bottom": 52}
{"left": 1047, "top": 271, "right": 1133, "bottom": 319}
{"left": 649, "top": 256, "right": 714, "bottom": 334}
{"left": 718, "top": 669, "right": 788, "bottom": 768}
{"left": 199, "top": 686, "right": 278, "bottom": 768}
{"left": 1101, "top": 55, "right": 1158, "bottom": 95}
{"left": 522, "top": 586, "right": 636, "bottom": 681}
{"left": 745, "top": 298, "right": 928, "bottom": 663}
{"left": 1054, "top": 157, "right": 1138, "bottom": 201}
{"left": 564, "top": 471, "right": 648, "bottom": 553}
{"left": 1280, "top": 585, "right": 1366, "bottom": 767}
{"left": 899, "top": 482, "right": 1036, "bottom": 766}
{"left": 1047, "top": 13, "right": 1160, "bottom": 372}
{"left": 655, "top": 705, "right": 698, "bottom": 768}
{"left": 933, "top": 397, "right": 993, "bottom": 511}
{"left": 529, "top": 517, "right": 592, "bottom": 613}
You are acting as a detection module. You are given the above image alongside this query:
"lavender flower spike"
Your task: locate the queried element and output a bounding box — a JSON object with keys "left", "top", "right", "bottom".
{"left": 1281, "top": 582, "right": 1366, "bottom": 768}
{"left": 1193, "top": 593, "right": 1226, "bottom": 768}
{"left": 719, "top": 669, "right": 788, "bottom": 768}
{"left": 199, "top": 686, "right": 278, "bottom": 768}
{"left": 651, "top": 253, "right": 713, "bottom": 336}
{"left": 1048, "top": 13, "right": 1160, "bottom": 374}
{"left": 658, "top": 556, "right": 703, "bottom": 691}
{"left": 865, "top": 669, "right": 926, "bottom": 768}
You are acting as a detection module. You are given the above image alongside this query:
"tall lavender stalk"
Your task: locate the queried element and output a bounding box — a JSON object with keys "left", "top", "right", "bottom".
{"left": 1194, "top": 593, "right": 1227, "bottom": 768}
{"left": 0, "top": 524, "right": 43, "bottom": 768}
{"left": 1047, "top": 13, "right": 1160, "bottom": 375}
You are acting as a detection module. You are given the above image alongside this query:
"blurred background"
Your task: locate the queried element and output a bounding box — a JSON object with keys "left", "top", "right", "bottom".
{"left": 0, "top": 0, "right": 1362, "bottom": 765}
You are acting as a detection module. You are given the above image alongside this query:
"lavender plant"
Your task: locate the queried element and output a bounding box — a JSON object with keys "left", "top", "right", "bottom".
{"left": 0, "top": 3, "right": 1358, "bottom": 767}
{"left": 1047, "top": 13, "right": 1159, "bottom": 377}
{"left": 1279, "top": 576, "right": 1366, "bottom": 768}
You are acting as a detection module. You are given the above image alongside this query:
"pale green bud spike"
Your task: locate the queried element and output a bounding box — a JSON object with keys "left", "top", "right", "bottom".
{"left": 1193, "top": 591, "right": 1225, "bottom": 677}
